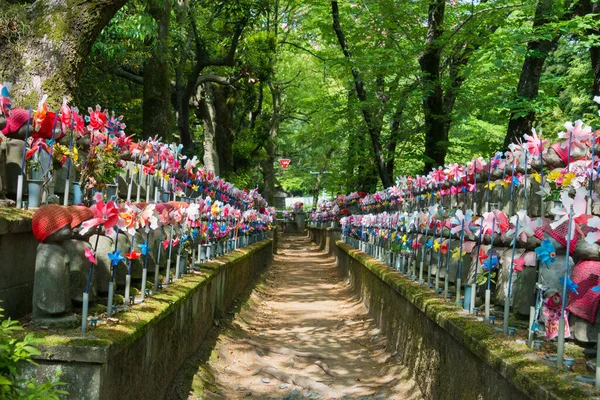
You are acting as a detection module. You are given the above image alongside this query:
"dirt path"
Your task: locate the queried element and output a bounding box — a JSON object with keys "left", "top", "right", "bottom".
{"left": 166, "top": 234, "right": 422, "bottom": 400}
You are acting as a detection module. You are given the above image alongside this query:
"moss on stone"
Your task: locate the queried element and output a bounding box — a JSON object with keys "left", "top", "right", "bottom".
{"left": 29, "top": 240, "right": 272, "bottom": 354}
{"left": 336, "top": 239, "right": 596, "bottom": 399}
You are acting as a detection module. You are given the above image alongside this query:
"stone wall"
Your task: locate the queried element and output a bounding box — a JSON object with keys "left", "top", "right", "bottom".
{"left": 23, "top": 239, "right": 273, "bottom": 400}
{"left": 308, "top": 228, "right": 588, "bottom": 399}
{"left": 0, "top": 208, "right": 37, "bottom": 319}
{"left": 308, "top": 226, "right": 340, "bottom": 256}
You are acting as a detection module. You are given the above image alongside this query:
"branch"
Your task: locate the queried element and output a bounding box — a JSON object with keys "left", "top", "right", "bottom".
{"left": 113, "top": 67, "right": 144, "bottom": 85}
{"left": 195, "top": 74, "right": 244, "bottom": 87}
{"left": 447, "top": 3, "right": 524, "bottom": 42}
{"left": 203, "top": 20, "right": 247, "bottom": 67}
{"left": 280, "top": 41, "right": 328, "bottom": 61}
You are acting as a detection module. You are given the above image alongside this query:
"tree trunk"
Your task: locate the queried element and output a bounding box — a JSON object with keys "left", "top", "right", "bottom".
{"left": 330, "top": 1, "right": 393, "bottom": 188}
{"left": 143, "top": 0, "right": 173, "bottom": 141}
{"left": 419, "top": 0, "right": 447, "bottom": 174}
{"left": 0, "top": 0, "right": 126, "bottom": 108}
{"left": 213, "top": 85, "right": 238, "bottom": 177}
{"left": 262, "top": 84, "right": 280, "bottom": 205}
{"left": 198, "top": 84, "right": 220, "bottom": 175}
{"left": 504, "top": 0, "right": 558, "bottom": 147}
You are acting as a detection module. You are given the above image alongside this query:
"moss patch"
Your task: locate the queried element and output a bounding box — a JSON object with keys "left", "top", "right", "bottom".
{"left": 29, "top": 240, "right": 272, "bottom": 357}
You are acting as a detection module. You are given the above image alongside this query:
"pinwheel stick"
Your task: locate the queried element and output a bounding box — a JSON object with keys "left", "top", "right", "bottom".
{"left": 456, "top": 219, "right": 465, "bottom": 306}
{"left": 485, "top": 217, "right": 496, "bottom": 322}
{"left": 140, "top": 230, "right": 150, "bottom": 302}
{"left": 435, "top": 219, "right": 444, "bottom": 293}
{"left": 154, "top": 228, "right": 163, "bottom": 294}
{"left": 557, "top": 205, "right": 574, "bottom": 368}
{"left": 16, "top": 106, "right": 32, "bottom": 209}
{"left": 444, "top": 234, "right": 453, "bottom": 299}
{"left": 165, "top": 225, "right": 174, "bottom": 286}
{"left": 64, "top": 116, "right": 74, "bottom": 206}
{"left": 124, "top": 233, "right": 135, "bottom": 307}
{"left": 107, "top": 232, "right": 119, "bottom": 318}
{"left": 504, "top": 219, "right": 519, "bottom": 335}
{"left": 82, "top": 233, "right": 101, "bottom": 333}
{"left": 420, "top": 215, "right": 430, "bottom": 284}
{"left": 589, "top": 130, "right": 596, "bottom": 214}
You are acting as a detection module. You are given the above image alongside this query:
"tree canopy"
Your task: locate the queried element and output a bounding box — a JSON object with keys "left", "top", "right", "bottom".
{"left": 2, "top": 0, "right": 600, "bottom": 203}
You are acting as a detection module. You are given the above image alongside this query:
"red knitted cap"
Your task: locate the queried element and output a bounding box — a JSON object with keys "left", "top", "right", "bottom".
{"left": 68, "top": 205, "right": 93, "bottom": 228}
{"left": 32, "top": 204, "right": 72, "bottom": 242}
{"left": 1, "top": 108, "right": 29, "bottom": 136}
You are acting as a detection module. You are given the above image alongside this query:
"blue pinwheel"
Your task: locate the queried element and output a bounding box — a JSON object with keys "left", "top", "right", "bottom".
{"left": 535, "top": 239, "right": 556, "bottom": 267}
{"left": 512, "top": 176, "right": 520, "bottom": 187}
{"left": 560, "top": 276, "right": 579, "bottom": 295}
{"left": 181, "top": 234, "right": 190, "bottom": 243}
{"left": 191, "top": 228, "right": 198, "bottom": 240}
{"left": 592, "top": 286, "right": 600, "bottom": 292}
{"left": 425, "top": 239, "right": 434, "bottom": 249}
{"left": 482, "top": 255, "right": 499, "bottom": 272}
{"left": 108, "top": 249, "right": 126, "bottom": 267}
{"left": 138, "top": 242, "right": 152, "bottom": 256}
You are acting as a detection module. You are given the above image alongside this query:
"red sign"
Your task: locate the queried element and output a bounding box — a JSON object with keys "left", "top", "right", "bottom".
{"left": 279, "top": 159, "right": 291, "bottom": 170}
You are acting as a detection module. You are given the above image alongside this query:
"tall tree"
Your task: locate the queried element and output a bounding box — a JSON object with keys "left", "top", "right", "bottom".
{"left": 330, "top": 1, "right": 393, "bottom": 188}
{"left": 504, "top": 0, "right": 560, "bottom": 146}
{"left": 0, "top": 0, "right": 127, "bottom": 107}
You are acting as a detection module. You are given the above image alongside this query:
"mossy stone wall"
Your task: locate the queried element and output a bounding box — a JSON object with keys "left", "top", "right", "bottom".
{"left": 23, "top": 239, "right": 273, "bottom": 400}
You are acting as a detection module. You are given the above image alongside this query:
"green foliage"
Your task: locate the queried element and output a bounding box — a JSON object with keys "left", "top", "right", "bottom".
{"left": 0, "top": 308, "right": 67, "bottom": 399}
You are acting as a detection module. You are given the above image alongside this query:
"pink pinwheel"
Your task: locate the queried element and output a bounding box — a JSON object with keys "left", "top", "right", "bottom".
{"left": 508, "top": 210, "right": 537, "bottom": 242}
{"left": 59, "top": 97, "right": 71, "bottom": 132}
{"left": 86, "top": 105, "right": 108, "bottom": 134}
{"left": 80, "top": 196, "right": 119, "bottom": 236}
{"left": 467, "top": 157, "right": 487, "bottom": 176}
{"left": 513, "top": 257, "right": 525, "bottom": 273}
{"left": 445, "top": 163, "right": 465, "bottom": 181}
{"left": 477, "top": 211, "right": 508, "bottom": 237}
{"left": 559, "top": 120, "right": 592, "bottom": 148}
{"left": 450, "top": 209, "right": 475, "bottom": 239}
{"left": 523, "top": 128, "right": 547, "bottom": 158}
{"left": 85, "top": 248, "right": 97, "bottom": 264}
{"left": 585, "top": 216, "right": 600, "bottom": 244}
{"left": 550, "top": 187, "right": 591, "bottom": 236}
{"left": 139, "top": 205, "right": 159, "bottom": 231}
{"left": 431, "top": 167, "right": 446, "bottom": 184}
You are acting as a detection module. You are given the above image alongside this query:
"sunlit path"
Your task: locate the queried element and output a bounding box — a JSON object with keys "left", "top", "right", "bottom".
{"left": 167, "top": 234, "right": 422, "bottom": 400}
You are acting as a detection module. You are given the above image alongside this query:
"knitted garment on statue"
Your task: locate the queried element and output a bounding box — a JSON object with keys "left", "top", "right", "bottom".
{"left": 533, "top": 219, "right": 587, "bottom": 255}
{"left": 1, "top": 108, "right": 28, "bottom": 136}
{"left": 32, "top": 204, "right": 72, "bottom": 242}
{"left": 566, "top": 260, "right": 600, "bottom": 324}
{"left": 68, "top": 205, "right": 93, "bottom": 228}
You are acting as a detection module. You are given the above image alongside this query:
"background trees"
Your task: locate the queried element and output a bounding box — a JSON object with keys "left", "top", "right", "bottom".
{"left": 2, "top": 0, "right": 600, "bottom": 201}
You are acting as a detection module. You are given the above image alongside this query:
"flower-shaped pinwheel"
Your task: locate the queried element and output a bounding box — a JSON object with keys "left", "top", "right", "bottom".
{"left": 80, "top": 193, "right": 119, "bottom": 236}
{"left": 451, "top": 247, "right": 466, "bottom": 260}
{"left": 138, "top": 242, "right": 151, "bottom": 256}
{"left": 550, "top": 187, "right": 591, "bottom": 235}
{"left": 482, "top": 255, "right": 499, "bottom": 272}
{"left": 560, "top": 276, "right": 579, "bottom": 295}
{"left": 508, "top": 210, "right": 537, "bottom": 243}
{"left": 85, "top": 248, "right": 97, "bottom": 264}
{"left": 535, "top": 239, "right": 556, "bottom": 267}
{"left": 108, "top": 249, "right": 126, "bottom": 267}
{"left": 125, "top": 250, "right": 141, "bottom": 260}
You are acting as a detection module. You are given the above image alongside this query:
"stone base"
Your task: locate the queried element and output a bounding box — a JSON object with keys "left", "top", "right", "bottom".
{"left": 30, "top": 314, "right": 80, "bottom": 330}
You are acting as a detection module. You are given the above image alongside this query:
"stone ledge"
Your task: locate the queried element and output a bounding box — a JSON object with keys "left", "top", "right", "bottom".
{"left": 336, "top": 240, "right": 593, "bottom": 400}
{"left": 0, "top": 207, "right": 33, "bottom": 235}
{"left": 32, "top": 239, "right": 273, "bottom": 364}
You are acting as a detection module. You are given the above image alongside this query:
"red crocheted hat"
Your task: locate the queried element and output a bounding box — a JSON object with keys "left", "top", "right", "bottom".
{"left": 1, "top": 108, "right": 29, "bottom": 136}
{"left": 566, "top": 260, "right": 600, "bottom": 324}
{"left": 68, "top": 205, "right": 93, "bottom": 228}
{"left": 32, "top": 204, "right": 72, "bottom": 242}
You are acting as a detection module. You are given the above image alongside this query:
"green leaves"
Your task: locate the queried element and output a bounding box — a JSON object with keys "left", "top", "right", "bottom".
{"left": 0, "top": 308, "right": 67, "bottom": 399}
